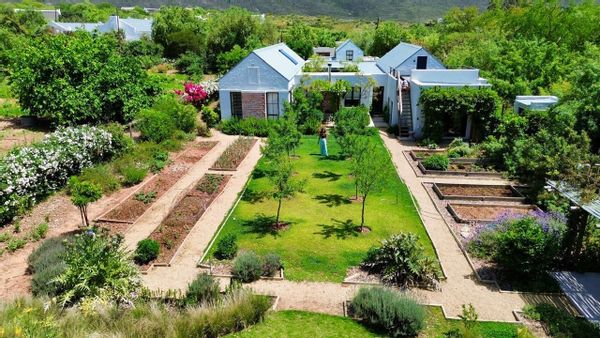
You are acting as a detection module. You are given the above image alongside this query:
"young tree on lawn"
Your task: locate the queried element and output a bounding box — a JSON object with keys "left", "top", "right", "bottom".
{"left": 264, "top": 108, "right": 301, "bottom": 158}
{"left": 268, "top": 155, "right": 303, "bottom": 228}
{"left": 69, "top": 178, "right": 102, "bottom": 227}
{"left": 349, "top": 136, "right": 371, "bottom": 200}
{"left": 354, "top": 139, "right": 387, "bottom": 231}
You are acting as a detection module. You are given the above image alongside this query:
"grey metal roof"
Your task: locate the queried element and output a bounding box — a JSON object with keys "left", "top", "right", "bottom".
{"left": 377, "top": 42, "right": 422, "bottom": 72}
{"left": 253, "top": 43, "right": 305, "bottom": 80}
{"left": 547, "top": 180, "right": 600, "bottom": 220}
{"left": 49, "top": 16, "right": 152, "bottom": 41}
{"left": 553, "top": 271, "right": 600, "bottom": 323}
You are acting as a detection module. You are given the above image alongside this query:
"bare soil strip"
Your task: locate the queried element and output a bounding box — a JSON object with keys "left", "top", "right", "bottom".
{"left": 98, "top": 141, "right": 217, "bottom": 224}
{"left": 450, "top": 203, "right": 537, "bottom": 222}
{"left": 438, "top": 184, "right": 517, "bottom": 197}
{"left": 148, "top": 174, "right": 231, "bottom": 265}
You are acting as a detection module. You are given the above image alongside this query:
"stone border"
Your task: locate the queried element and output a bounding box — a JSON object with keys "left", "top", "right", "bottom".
{"left": 207, "top": 266, "right": 285, "bottom": 281}
{"left": 446, "top": 202, "right": 539, "bottom": 224}
{"left": 421, "top": 182, "right": 563, "bottom": 296}
{"left": 417, "top": 161, "right": 503, "bottom": 178}
{"left": 432, "top": 182, "right": 526, "bottom": 203}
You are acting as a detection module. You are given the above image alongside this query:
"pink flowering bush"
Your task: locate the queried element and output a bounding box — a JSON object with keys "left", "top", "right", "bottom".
{"left": 174, "top": 82, "right": 208, "bottom": 109}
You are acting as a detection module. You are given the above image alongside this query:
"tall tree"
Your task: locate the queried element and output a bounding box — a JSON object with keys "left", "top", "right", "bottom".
{"left": 353, "top": 138, "right": 387, "bottom": 231}
{"left": 152, "top": 6, "right": 207, "bottom": 58}
{"left": 369, "top": 21, "right": 410, "bottom": 57}
{"left": 284, "top": 20, "right": 315, "bottom": 60}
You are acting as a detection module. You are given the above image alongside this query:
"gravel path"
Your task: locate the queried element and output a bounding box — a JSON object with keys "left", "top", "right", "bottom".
{"left": 139, "top": 131, "right": 574, "bottom": 323}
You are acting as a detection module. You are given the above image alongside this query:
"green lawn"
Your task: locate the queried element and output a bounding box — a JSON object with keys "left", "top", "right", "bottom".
{"left": 227, "top": 308, "right": 521, "bottom": 337}
{"left": 207, "top": 134, "right": 437, "bottom": 282}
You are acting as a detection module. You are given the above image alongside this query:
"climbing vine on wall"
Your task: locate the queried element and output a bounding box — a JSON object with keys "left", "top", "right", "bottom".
{"left": 419, "top": 87, "right": 499, "bottom": 142}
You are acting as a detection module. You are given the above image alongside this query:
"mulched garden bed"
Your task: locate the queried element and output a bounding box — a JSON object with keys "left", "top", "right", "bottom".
{"left": 448, "top": 203, "right": 539, "bottom": 223}
{"left": 210, "top": 137, "right": 257, "bottom": 171}
{"left": 343, "top": 266, "right": 382, "bottom": 284}
{"left": 433, "top": 183, "right": 526, "bottom": 202}
{"left": 97, "top": 141, "right": 217, "bottom": 225}
{"left": 147, "top": 174, "right": 231, "bottom": 265}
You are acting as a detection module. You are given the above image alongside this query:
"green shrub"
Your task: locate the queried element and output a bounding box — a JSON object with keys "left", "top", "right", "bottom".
{"left": 262, "top": 253, "right": 282, "bottom": 277}
{"left": 159, "top": 138, "right": 183, "bottom": 152}
{"left": 492, "top": 216, "right": 565, "bottom": 277}
{"left": 0, "top": 232, "right": 10, "bottom": 242}
{"left": 101, "top": 123, "right": 134, "bottom": 155}
{"left": 361, "top": 233, "right": 439, "bottom": 288}
{"left": 232, "top": 251, "right": 263, "bottom": 283}
{"left": 28, "top": 237, "right": 68, "bottom": 297}
{"left": 350, "top": 287, "right": 425, "bottom": 337}
{"left": 77, "top": 165, "right": 120, "bottom": 193}
{"left": 134, "top": 239, "right": 160, "bottom": 264}
{"left": 421, "top": 154, "right": 449, "bottom": 171}
{"left": 134, "top": 191, "right": 157, "bottom": 204}
{"left": 214, "top": 233, "right": 238, "bottom": 260}
{"left": 201, "top": 106, "right": 220, "bottom": 128}
{"left": 175, "top": 51, "right": 205, "bottom": 79}
{"left": 197, "top": 120, "right": 211, "bottom": 137}
{"left": 53, "top": 229, "right": 140, "bottom": 306}
{"left": 29, "top": 222, "right": 49, "bottom": 242}
{"left": 448, "top": 145, "right": 472, "bottom": 158}
{"left": 218, "top": 117, "right": 272, "bottom": 137}
{"left": 186, "top": 273, "right": 220, "bottom": 305}
{"left": 137, "top": 109, "right": 176, "bottom": 143}
{"left": 523, "top": 303, "right": 600, "bottom": 338}
{"left": 6, "top": 237, "right": 26, "bottom": 252}
{"left": 153, "top": 95, "right": 198, "bottom": 133}
{"left": 417, "top": 138, "right": 438, "bottom": 149}
{"left": 121, "top": 165, "right": 147, "bottom": 186}
{"left": 149, "top": 150, "right": 169, "bottom": 173}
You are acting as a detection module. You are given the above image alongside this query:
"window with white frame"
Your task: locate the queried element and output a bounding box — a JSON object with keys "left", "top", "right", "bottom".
{"left": 266, "top": 92, "right": 279, "bottom": 119}
{"left": 346, "top": 50, "right": 354, "bottom": 61}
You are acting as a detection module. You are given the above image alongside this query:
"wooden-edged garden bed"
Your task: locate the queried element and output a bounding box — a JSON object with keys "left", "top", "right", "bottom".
{"left": 143, "top": 173, "right": 231, "bottom": 268}
{"left": 447, "top": 203, "right": 539, "bottom": 224}
{"left": 96, "top": 141, "right": 217, "bottom": 227}
{"left": 417, "top": 161, "right": 502, "bottom": 178}
{"left": 199, "top": 260, "right": 285, "bottom": 280}
{"left": 210, "top": 137, "right": 257, "bottom": 171}
{"left": 433, "top": 183, "right": 526, "bottom": 202}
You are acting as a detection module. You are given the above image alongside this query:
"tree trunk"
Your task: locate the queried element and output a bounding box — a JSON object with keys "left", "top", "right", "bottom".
{"left": 360, "top": 195, "right": 367, "bottom": 231}
{"left": 78, "top": 207, "right": 86, "bottom": 227}
{"left": 355, "top": 183, "right": 358, "bottom": 200}
{"left": 276, "top": 198, "right": 282, "bottom": 227}
{"left": 83, "top": 205, "right": 89, "bottom": 227}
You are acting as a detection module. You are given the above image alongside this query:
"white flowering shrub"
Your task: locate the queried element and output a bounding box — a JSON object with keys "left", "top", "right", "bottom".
{"left": 0, "top": 126, "right": 119, "bottom": 225}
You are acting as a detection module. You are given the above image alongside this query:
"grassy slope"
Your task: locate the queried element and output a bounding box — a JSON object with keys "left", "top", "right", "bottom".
{"left": 207, "top": 134, "right": 437, "bottom": 282}
{"left": 228, "top": 308, "right": 520, "bottom": 337}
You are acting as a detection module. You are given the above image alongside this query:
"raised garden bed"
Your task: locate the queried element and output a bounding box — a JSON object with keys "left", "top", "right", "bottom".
{"left": 210, "top": 137, "right": 257, "bottom": 171}
{"left": 447, "top": 203, "right": 539, "bottom": 223}
{"left": 146, "top": 174, "right": 231, "bottom": 266}
{"left": 96, "top": 141, "right": 216, "bottom": 226}
{"left": 409, "top": 150, "right": 477, "bottom": 163}
{"left": 417, "top": 161, "right": 501, "bottom": 178}
{"left": 433, "top": 183, "right": 526, "bottom": 202}
{"left": 201, "top": 260, "right": 284, "bottom": 280}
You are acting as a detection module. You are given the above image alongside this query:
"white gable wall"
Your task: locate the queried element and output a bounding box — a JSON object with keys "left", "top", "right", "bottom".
{"left": 396, "top": 49, "right": 445, "bottom": 76}
{"left": 219, "top": 53, "right": 292, "bottom": 119}
{"left": 335, "top": 41, "right": 364, "bottom": 62}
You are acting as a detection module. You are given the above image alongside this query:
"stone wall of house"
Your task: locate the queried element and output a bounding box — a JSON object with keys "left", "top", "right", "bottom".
{"left": 242, "top": 92, "right": 266, "bottom": 119}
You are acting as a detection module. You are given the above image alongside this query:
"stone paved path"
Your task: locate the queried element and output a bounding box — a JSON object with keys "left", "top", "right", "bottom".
{"left": 141, "top": 136, "right": 263, "bottom": 290}
{"left": 141, "top": 131, "right": 572, "bottom": 322}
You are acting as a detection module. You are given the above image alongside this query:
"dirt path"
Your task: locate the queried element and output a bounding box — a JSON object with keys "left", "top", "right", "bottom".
{"left": 141, "top": 138, "right": 263, "bottom": 290}
{"left": 0, "top": 133, "right": 225, "bottom": 300}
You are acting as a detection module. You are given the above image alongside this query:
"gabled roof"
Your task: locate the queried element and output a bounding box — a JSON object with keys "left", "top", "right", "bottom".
{"left": 49, "top": 21, "right": 100, "bottom": 32}
{"left": 336, "top": 39, "right": 361, "bottom": 52}
{"left": 49, "top": 16, "right": 152, "bottom": 41}
{"left": 377, "top": 42, "right": 423, "bottom": 72}
{"left": 252, "top": 43, "right": 305, "bottom": 81}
